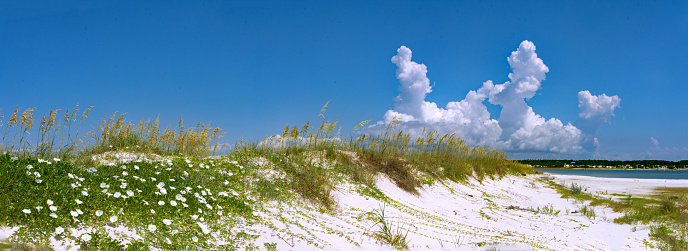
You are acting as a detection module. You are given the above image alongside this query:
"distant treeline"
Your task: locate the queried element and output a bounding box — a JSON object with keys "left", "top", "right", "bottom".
{"left": 519, "top": 159, "right": 688, "bottom": 169}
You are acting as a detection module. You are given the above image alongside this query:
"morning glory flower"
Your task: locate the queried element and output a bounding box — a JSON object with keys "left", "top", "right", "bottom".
{"left": 22, "top": 209, "right": 31, "bottom": 214}
{"left": 110, "top": 215, "right": 118, "bottom": 223}
{"left": 122, "top": 171, "right": 128, "bottom": 176}
{"left": 33, "top": 172, "right": 40, "bottom": 178}
{"left": 170, "top": 200, "right": 177, "bottom": 206}
{"left": 96, "top": 210, "right": 103, "bottom": 216}
{"left": 148, "top": 225, "right": 156, "bottom": 232}
{"left": 55, "top": 227, "right": 64, "bottom": 234}
{"left": 49, "top": 206, "right": 57, "bottom": 211}
{"left": 175, "top": 194, "right": 183, "bottom": 200}
{"left": 75, "top": 199, "right": 83, "bottom": 204}
{"left": 76, "top": 209, "right": 83, "bottom": 215}
{"left": 127, "top": 190, "right": 134, "bottom": 196}
{"left": 35, "top": 179, "right": 42, "bottom": 184}
{"left": 70, "top": 211, "right": 78, "bottom": 217}
{"left": 81, "top": 234, "right": 91, "bottom": 242}
{"left": 100, "top": 183, "right": 109, "bottom": 188}
{"left": 71, "top": 183, "right": 77, "bottom": 188}
{"left": 113, "top": 192, "right": 121, "bottom": 198}
{"left": 151, "top": 209, "right": 155, "bottom": 214}
{"left": 192, "top": 236, "right": 198, "bottom": 242}
{"left": 68, "top": 173, "right": 74, "bottom": 179}
{"left": 120, "top": 183, "right": 127, "bottom": 189}
{"left": 163, "top": 219, "right": 172, "bottom": 225}
{"left": 134, "top": 165, "right": 139, "bottom": 170}
{"left": 53, "top": 158, "right": 60, "bottom": 162}
{"left": 191, "top": 215, "right": 198, "bottom": 220}
{"left": 158, "top": 201, "right": 165, "bottom": 206}
{"left": 35, "top": 206, "right": 43, "bottom": 211}
{"left": 50, "top": 213, "right": 58, "bottom": 218}
{"left": 82, "top": 191, "right": 88, "bottom": 196}
{"left": 26, "top": 165, "right": 33, "bottom": 169}
{"left": 166, "top": 238, "right": 172, "bottom": 245}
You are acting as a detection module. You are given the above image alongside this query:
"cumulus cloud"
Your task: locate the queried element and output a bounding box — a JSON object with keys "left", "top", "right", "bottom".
{"left": 364, "top": 41, "right": 621, "bottom": 155}
{"left": 575, "top": 90, "right": 621, "bottom": 152}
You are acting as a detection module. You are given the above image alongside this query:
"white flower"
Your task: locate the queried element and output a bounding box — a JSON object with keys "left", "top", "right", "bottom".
{"left": 218, "top": 211, "right": 222, "bottom": 216}
{"left": 151, "top": 209, "right": 155, "bottom": 214}
{"left": 185, "top": 159, "right": 191, "bottom": 163}
{"left": 151, "top": 177, "right": 157, "bottom": 181}
{"left": 206, "top": 204, "right": 213, "bottom": 210}
{"left": 100, "top": 183, "right": 109, "bottom": 188}
{"left": 77, "top": 209, "right": 83, "bottom": 215}
{"left": 96, "top": 210, "right": 103, "bottom": 216}
{"left": 81, "top": 191, "right": 88, "bottom": 196}
{"left": 170, "top": 200, "right": 177, "bottom": 206}
{"left": 22, "top": 209, "right": 31, "bottom": 214}
{"left": 158, "top": 201, "right": 165, "bottom": 206}
{"left": 191, "top": 215, "right": 198, "bottom": 220}
{"left": 26, "top": 165, "right": 33, "bottom": 169}
{"left": 224, "top": 181, "right": 229, "bottom": 185}
{"left": 134, "top": 165, "right": 139, "bottom": 170}
{"left": 110, "top": 215, "right": 118, "bottom": 223}
{"left": 160, "top": 188, "right": 168, "bottom": 195}
{"left": 166, "top": 237, "right": 172, "bottom": 245}
{"left": 35, "top": 179, "right": 42, "bottom": 184}
{"left": 53, "top": 158, "right": 61, "bottom": 162}
{"left": 183, "top": 203, "right": 188, "bottom": 207}
{"left": 163, "top": 219, "right": 172, "bottom": 225}
{"left": 81, "top": 233, "right": 91, "bottom": 242}
{"left": 32, "top": 172, "right": 40, "bottom": 178}
{"left": 183, "top": 171, "right": 189, "bottom": 176}
{"left": 120, "top": 183, "right": 127, "bottom": 189}
{"left": 70, "top": 211, "right": 78, "bottom": 217}
{"left": 11, "top": 156, "right": 18, "bottom": 161}
{"left": 197, "top": 222, "right": 210, "bottom": 234}
{"left": 49, "top": 213, "right": 58, "bottom": 218}
{"left": 170, "top": 186, "right": 176, "bottom": 190}
{"left": 175, "top": 194, "right": 183, "bottom": 200}
{"left": 148, "top": 224, "right": 156, "bottom": 232}
{"left": 75, "top": 199, "right": 83, "bottom": 204}
{"left": 78, "top": 177, "right": 84, "bottom": 182}
{"left": 157, "top": 182, "right": 165, "bottom": 188}
{"left": 169, "top": 178, "right": 175, "bottom": 182}
{"left": 113, "top": 192, "right": 121, "bottom": 198}
{"left": 192, "top": 236, "right": 198, "bottom": 242}
{"left": 68, "top": 173, "right": 74, "bottom": 179}
{"left": 26, "top": 171, "right": 31, "bottom": 176}
{"left": 122, "top": 171, "right": 128, "bottom": 176}
{"left": 49, "top": 206, "right": 57, "bottom": 211}
{"left": 143, "top": 200, "right": 149, "bottom": 205}
{"left": 102, "top": 189, "right": 108, "bottom": 193}
{"left": 55, "top": 227, "right": 64, "bottom": 234}
{"left": 126, "top": 190, "right": 134, "bottom": 196}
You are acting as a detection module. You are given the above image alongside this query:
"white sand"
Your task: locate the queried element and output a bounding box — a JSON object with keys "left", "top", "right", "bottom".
{"left": 542, "top": 173, "right": 687, "bottom": 198}
{"left": 3, "top": 173, "right": 677, "bottom": 250}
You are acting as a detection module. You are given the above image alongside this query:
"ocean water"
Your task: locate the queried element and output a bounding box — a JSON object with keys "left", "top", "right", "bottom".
{"left": 535, "top": 168, "right": 688, "bottom": 180}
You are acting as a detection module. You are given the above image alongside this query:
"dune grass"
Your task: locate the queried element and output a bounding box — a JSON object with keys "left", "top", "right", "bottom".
{"left": 0, "top": 102, "right": 530, "bottom": 249}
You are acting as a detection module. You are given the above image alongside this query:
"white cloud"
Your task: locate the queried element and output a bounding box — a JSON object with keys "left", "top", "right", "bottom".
{"left": 364, "top": 41, "right": 623, "bottom": 155}
{"left": 576, "top": 90, "right": 621, "bottom": 133}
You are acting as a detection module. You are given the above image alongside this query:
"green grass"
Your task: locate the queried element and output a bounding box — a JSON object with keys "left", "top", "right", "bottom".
{"left": 541, "top": 177, "right": 688, "bottom": 250}
{"left": 366, "top": 204, "right": 409, "bottom": 250}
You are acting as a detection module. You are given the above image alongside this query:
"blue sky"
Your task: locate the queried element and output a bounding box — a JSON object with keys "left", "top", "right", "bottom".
{"left": 1, "top": 1, "right": 687, "bottom": 160}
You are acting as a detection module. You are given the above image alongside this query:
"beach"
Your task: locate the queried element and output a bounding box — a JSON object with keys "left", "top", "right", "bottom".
{"left": 2, "top": 172, "right": 681, "bottom": 250}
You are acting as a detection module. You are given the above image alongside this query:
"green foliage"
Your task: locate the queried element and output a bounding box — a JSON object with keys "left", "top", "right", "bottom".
{"left": 0, "top": 154, "right": 255, "bottom": 249}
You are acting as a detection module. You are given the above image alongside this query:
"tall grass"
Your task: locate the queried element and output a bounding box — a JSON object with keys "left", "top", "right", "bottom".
{"left": 243, "top": 102, "right": 531, "bottom": 207}
{"left": 1, "top": 104, "right": 225, "bottom": 165}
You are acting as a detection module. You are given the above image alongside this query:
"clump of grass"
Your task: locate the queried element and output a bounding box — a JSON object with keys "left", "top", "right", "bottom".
{"left": 579, "top": 205, "right": 596, "bottom": 219}
{"left": 251, "top": 102, "right": 531, "bottom": 208}
{"left": 367, "top": 204, "right": 409, "bottom": 250}
{"left": 0, "top": 104, "right": 225, "bottom": 166}
{"left": 569, "top": 183, "right": 583, "bottom": 195}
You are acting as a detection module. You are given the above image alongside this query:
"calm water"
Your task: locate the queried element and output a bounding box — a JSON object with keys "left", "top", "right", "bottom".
{"left": 535, "top": 168, "right": 688, "bottom": 180}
